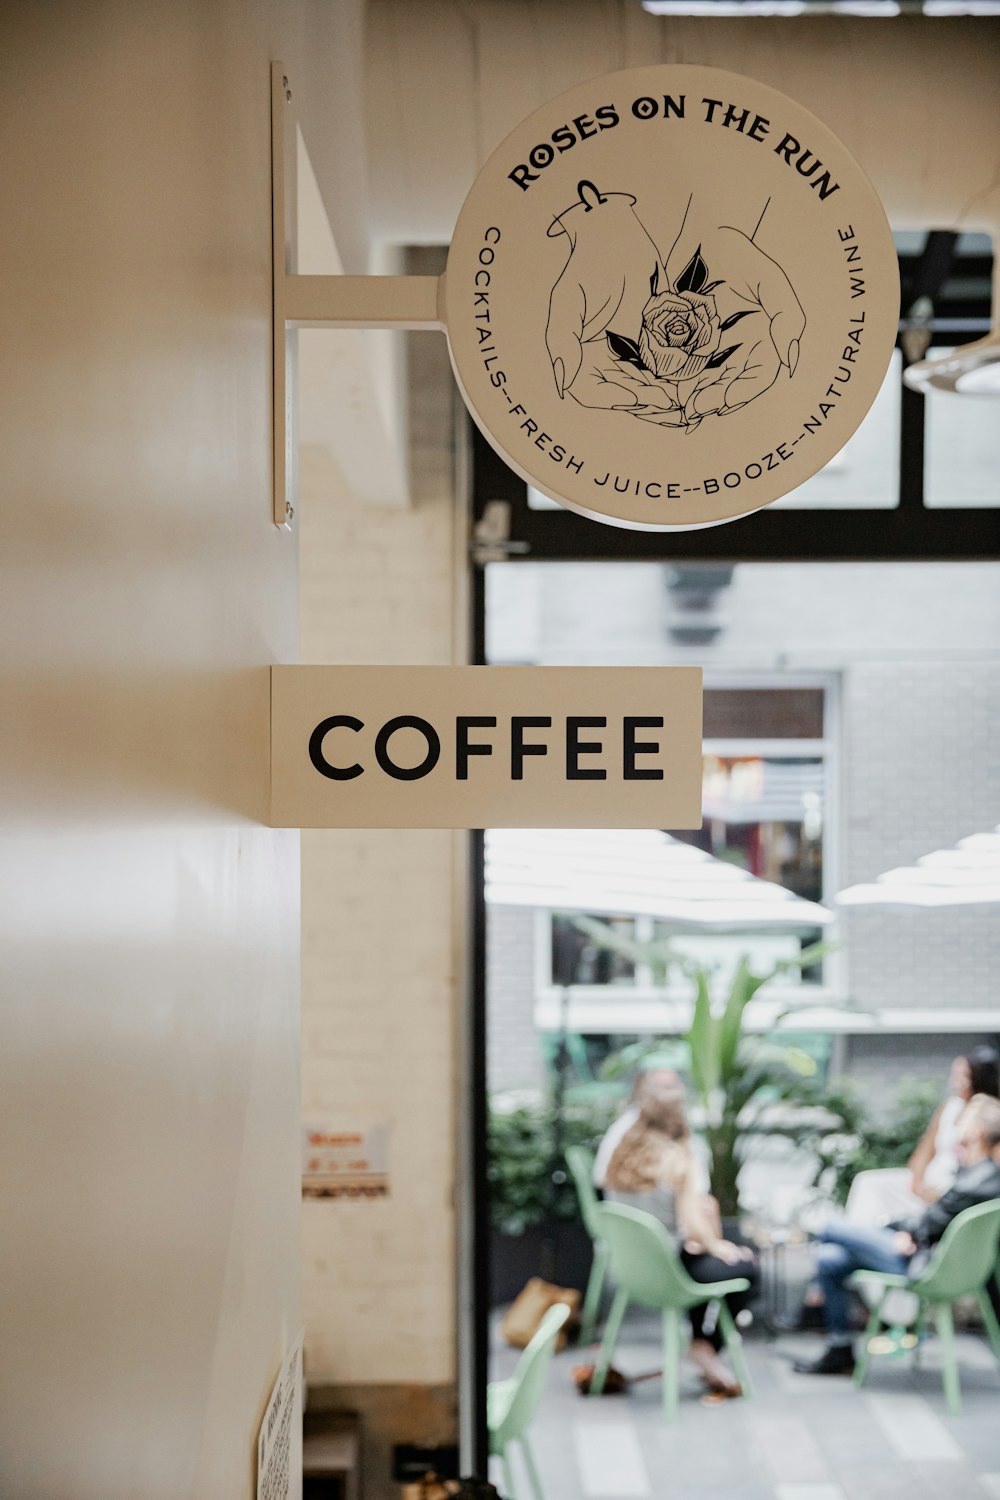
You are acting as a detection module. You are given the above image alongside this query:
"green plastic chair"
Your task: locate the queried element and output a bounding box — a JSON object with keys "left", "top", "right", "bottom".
{"left": 565, "top": 1145, "right": 610, "bottom": 1346}
{"left": 488, "top": 1301, "right": 570, "bottom": 1500}
{"left": 590, "top": 1202, "right": 753, "bottom": 1420}
{"left": 850, "top": 1197, "right": 1000, "bottom": 1414}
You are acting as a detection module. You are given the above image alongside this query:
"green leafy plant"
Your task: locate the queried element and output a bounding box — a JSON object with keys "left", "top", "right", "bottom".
{"left": 597, "top": 944, "right": 837, "bottom": 1219}
{"left": 487, "top": 1094, "right": 617, "bottom": 1237}
{"left": 683, "top": 949, "right": 831, "bottom": 1218}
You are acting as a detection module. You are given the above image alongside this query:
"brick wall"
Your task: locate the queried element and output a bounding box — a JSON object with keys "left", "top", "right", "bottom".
{"left": 840, "top": 657, "right": 1000, "bottom": 1016}
{"left": 487, "top": 905, "right": 543, "bottom": 1091}
{"left": 843, "top": 1032, "right": 998, "bottom": 1112}
{"left": 299, "top": 299, "right": 463, "bottom": 1394}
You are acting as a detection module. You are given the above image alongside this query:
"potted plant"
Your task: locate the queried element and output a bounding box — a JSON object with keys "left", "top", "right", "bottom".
{"left": 683, "top": 949, "right": 830, "bottom": 1220}
{"left": 487, "top": 1091, "right": 617, "bottom": 1304}
{"left": 595, "top": 936, "right": 836, "bottom": 1221}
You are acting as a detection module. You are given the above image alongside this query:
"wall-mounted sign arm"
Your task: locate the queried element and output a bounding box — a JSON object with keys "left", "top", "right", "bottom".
{"left": 272, "top": 61, "right": 446, "bottom": 524}
{"left": 283, "top": 274, "right": 443, "bottom": 331}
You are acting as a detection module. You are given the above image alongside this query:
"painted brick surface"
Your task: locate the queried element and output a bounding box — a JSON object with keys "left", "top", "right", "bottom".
{"left": 299, "top": 310, "right": 461, "bottom": 1386}
{"left": 841, "top": 658, "right": 1000, "bottom": 1016}
{"left": 487, "top": 904, "right": 542, "bottom": 1091}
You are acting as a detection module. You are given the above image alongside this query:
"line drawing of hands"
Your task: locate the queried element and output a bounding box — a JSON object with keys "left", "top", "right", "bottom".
{"left": 666, "top": 223, "right": 805, "bottom": 424}
{"left": 543, "top": 187, "right": 805, "bottom": 431}
{"left": 545, "top": 180, "right": 667, "bottom": 406}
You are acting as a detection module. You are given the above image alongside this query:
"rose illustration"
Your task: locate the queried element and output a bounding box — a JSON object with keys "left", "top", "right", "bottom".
{"left": 638, "top": 286, "right": 721, "bottom": 381}
{"left": 600, "top": 255, "right": 751, "bottom": 427}
{"left": 545, "top": 187, "right": 805, "bottom": 430}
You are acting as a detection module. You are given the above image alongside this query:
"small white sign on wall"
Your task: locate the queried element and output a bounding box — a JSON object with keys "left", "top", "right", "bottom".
{"left": 302, "top": 1123, "right": 390, "bottom": 1200}
{"left": 256, "top": 1335, "right": 303, "bottom": 1500}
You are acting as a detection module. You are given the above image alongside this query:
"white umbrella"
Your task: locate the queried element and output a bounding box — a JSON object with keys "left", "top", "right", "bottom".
{"left": 485, "top": 827, "right": 833, "bottom": 929}
{"left": 836, "top": 825, "right": 1000, "bottom": 910}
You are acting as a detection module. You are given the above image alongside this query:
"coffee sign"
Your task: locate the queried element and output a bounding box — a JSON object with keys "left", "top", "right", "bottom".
{"left": 269, "top": 666, "right": 702, "bottom": 828}
{"left": 443, "top": 65, "right": 898, "bottom": 529}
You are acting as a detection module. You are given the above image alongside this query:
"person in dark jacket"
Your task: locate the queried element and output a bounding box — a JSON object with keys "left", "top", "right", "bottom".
{"left": 794, "top": 1092, "right": 1000, "bottom": 1375}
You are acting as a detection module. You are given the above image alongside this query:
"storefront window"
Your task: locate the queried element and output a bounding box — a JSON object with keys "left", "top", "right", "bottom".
{"left": 545, "top": 684, "right": 832, "bottom": 997}
{"left": 551, "top": 912, "right": 637, "bottom": 987}
{"left": 925, "top": 349, "right": 1000, "bottom": 507}
{"left": 676, "top": 754, "right": 824, "bottom": 904}
{"left": 770, "top": 351, "right": 901, "bottom": 510}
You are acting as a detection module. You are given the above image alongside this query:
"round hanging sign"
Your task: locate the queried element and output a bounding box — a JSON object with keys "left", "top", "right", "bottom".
{"left": 443, "top": 65, "right": 899, "bottom": 530}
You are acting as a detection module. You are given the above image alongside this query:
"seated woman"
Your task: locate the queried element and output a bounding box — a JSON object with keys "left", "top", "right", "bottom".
{"left": 846, "top": 1045, "right": 1000, "bottom": 1227}
{"left": 603, "top": 1073, "right": 758, "bottom": 1398}
{"left": 595, "top": 1065, "right": 716, "bottom": 1209}
{"left": 594, "top": 1063, "right": 683, "bottom": 1185}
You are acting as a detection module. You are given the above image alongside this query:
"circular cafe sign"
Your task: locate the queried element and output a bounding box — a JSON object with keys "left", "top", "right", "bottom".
{"left": 444, "top": 65, "right": 899, "bottom": 530}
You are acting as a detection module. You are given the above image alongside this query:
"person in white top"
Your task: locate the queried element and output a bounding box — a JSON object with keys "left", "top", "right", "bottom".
{"left": 846, "top": 1045, "right": 1000, "bottom": 1227}
{"left": 593, "top": 1097, "right": 642, "bottom": 1188}
{"left": 594, "top": 1065, "right": 713, "bottom": 1195}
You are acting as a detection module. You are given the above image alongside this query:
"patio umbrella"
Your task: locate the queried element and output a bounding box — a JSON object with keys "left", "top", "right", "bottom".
{"left": 485, "top": 827, "right": 834, "bottom": 929}
{"left": 836, "top": 826, "right": 1000, "bottom": 910}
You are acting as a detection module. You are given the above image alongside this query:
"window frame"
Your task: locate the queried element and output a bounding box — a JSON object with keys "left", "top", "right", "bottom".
{"left": 532, "top": 672, "right": 845, "bottom": 1035}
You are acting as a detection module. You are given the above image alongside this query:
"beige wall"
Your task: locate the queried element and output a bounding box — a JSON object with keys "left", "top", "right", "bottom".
{"left": 0, "top": 4, "right": 363, "bottom": 1496}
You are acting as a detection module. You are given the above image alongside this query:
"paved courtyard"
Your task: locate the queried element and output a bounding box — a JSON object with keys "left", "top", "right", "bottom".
{"left": 490, "top": 1307, "right": 1000, "bottom": 1499}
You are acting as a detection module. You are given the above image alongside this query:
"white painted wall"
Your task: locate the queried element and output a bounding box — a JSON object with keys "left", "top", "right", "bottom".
{"left": 0, "top": 3, "right": 365, "bottom": 1495}
{"left": 366, "top": 3, "right": 1000, "bottom": 259}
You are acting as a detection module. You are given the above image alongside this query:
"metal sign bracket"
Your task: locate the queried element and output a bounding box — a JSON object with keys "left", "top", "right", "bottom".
{"left": 271, "top": 62, "right": 443, "bottom": 528}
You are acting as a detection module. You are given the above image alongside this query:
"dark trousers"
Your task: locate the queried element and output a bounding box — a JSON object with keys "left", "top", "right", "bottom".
{"left": 680, "top": 1248, "right": 759, "bottom": 1350}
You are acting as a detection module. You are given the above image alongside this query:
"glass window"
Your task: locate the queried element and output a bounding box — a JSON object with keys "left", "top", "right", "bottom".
{"left": 703, "top": 687, "right": 824, "bottom": 739}
{"left": 527, "top": 486, "right": 562, "bottom": 510}
{"left": 551, "top": 912, "right": 637, "bottom": 987}
{"left": 675, "top": 754, "right": 824, "bottom": 902}
{"left": 659, "top": 930, "right": 824, "bottom": 991}
{"left": 770, "top": 351, "right": 901, "bottom": 510}
{"left": 924, "top": 349, "right": 1000, "bottom": 508}
{"left": 547, "top": 723, "right": 830, "bottom": 994}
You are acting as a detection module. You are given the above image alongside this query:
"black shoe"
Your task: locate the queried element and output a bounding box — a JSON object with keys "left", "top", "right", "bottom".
{"left": 793, "top": 1345, "right": 855, "bottom": 1376}
{"left": 793, "top": 1301, "right": 828, "bottom": 1333}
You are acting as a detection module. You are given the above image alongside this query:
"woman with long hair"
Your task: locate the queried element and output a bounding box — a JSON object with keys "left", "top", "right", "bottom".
{"left": 604, "top": 1072, "right": 758, "bottom": 1398}
{"left": 846, "top": 1044, "right": 1000, "bottom": 1227}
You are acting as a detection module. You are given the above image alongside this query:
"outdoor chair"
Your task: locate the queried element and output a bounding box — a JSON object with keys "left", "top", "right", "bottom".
{"left": 850, "top": 1197, "right": 1000, "bottom": 1414}
{"left": 488, "top": 1301, "right": 570, "bottom": 1500}
{"left": 589, "top": 1201, "right": 753, "bottom": 1421}
{"left": 565, "top": 1145, "right": 609, "bottom": 1346}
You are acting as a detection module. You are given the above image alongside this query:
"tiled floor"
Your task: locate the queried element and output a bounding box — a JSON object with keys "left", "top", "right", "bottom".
{"left": 489, "top": 1308, "right": 1000, "bottom": 1499}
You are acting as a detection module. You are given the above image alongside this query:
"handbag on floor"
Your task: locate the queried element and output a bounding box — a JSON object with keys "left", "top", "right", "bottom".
{"left": 500, "top": 1276, "right": 580, "bottom": 1349}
